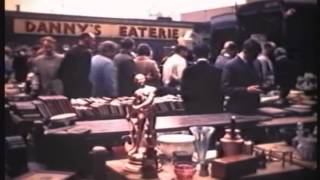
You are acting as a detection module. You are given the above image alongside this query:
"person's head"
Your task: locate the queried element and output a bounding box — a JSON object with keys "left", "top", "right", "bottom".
{"left": 39, "top": 36, "right": 56, "bottom": 55}
{"left": 97, "top": 41, "right": 119, "bottom": 59}
{"left": 136, "top": 43, "right": 152, "bottom": 57}
{"left": 5, "top": 46, "right": 12, "bottom": 56}
{"left": 193, "top": 43, "right": 210, "bottom": 59}
{"left": 222, "top": 41, "right": 237, "bottom": 58}
{"left": 174, "top": 45, "right": 189, "bottom": 58}
{"left": 274, "top": 47, "right": 287, "bottom": 58}
{"left": 134, "top": 73, "right": 146, "bottom": 87}
{"left": 242, "top": 38, "right": 262, "bottom": 62}
{"left": 262, "top": 41, "right": 276, "bottom": 57}
{"left": 79, "top": 32, "right": 96, "bottom": 48}
{"left": 164, "top": 45, "right": 176, "bottom": 57}
{"left": 120, "top": 37, "right": 135, "bottom": 51}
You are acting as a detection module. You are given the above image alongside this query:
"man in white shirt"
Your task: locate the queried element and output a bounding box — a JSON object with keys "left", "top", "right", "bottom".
{"left": 162, "top": 45, "right": 188, "bottom": 90}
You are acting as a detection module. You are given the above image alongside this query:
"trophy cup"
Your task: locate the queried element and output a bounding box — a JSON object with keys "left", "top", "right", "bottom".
{"left": 190, "top": 126, "right": 215, "bottom": 176}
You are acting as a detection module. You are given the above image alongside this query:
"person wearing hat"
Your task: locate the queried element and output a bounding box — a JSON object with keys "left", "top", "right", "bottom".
{"left": 58, "top": 32, "right": 96, "bottom": 98}
{"left": 32, "top": 36, "right": 64, "bottom": 95}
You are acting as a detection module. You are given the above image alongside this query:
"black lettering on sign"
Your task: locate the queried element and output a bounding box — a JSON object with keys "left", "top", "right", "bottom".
{"left": 49, "top": 22, "right": 61, "bottom": 34}
{"left": 158, "top": 28, "right": 166, "bottom": 39}
{"left": 77, "top": 23, "right": 88, "bottom": 33}
{"left": 94, "top": 25, "right": 101, "bottom": 36}
{"left": 167, "top": 28, "right": 172, "bottom": 39}
{"left": 25, "top": 21, "right": 36, "bottom": 32}
{"left": 37, "top": 22, "right": 48, "bottom": 33}
{"left": 172, "top": 29, "right": 179, "bottom": 39}
{"left": 128, "top": 27, "right": 138, "bottom": 37}
{"left": 149, "top": 27, "right": 157, "bottom": 38}
{"left": 119, "top": 26, "right": 127, "bottom": 36}
{"left": 137, "top": 27, "right": 147, "bottom": 37}
{"left": 64, "top": 23, "right": 75, "bottom": 34}
{"left": 20, "top": 19, "right": 187, "bottom": 39}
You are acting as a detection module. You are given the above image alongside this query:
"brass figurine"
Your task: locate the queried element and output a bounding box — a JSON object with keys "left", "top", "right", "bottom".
{"left": 124, "top": 74, "right": 160, "bottom": 175}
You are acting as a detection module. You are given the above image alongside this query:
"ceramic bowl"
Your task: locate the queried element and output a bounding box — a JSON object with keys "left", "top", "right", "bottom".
{"left": 157, "top": 134, "right": 195, "bottom": 158}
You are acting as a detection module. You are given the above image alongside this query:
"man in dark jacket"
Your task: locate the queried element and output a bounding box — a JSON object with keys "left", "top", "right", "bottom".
{"left": 274, "top": 47, "right": 298, "bottom": 103}
{"left": 181, "top": 43, "right": 223, "bottom": 114}
{"left": 58, "top": 32, "right": 96, "bottom": 98}
{"left": 113, "top": 37, "right": 136, "bottom": 97}
{"left": 12, "top": 46, "right": 29, "bottom": 82}
{"left": 221, "top": 38, "right": 263, "bottom": 114}
{"left": 214, "top": 41, "right": 237, "bottom": 69}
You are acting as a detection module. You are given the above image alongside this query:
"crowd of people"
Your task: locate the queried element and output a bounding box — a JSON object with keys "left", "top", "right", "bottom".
{"left": 4, "top": 32, "right": 299, "bottom": 115}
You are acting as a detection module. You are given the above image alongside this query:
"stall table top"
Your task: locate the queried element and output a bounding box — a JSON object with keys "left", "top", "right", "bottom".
{"left": 14, "top": 170, "right": 75, "bottom": 180}
{"left": 105, "top": 158, "right": 306, "bottom": 180}
{"left": 257, "top": 115, "right": 317, "bottom": 127}
{"left": 45, "top": 113, "right": 271, "bottom": 136}
{"left": 254, "top": 141, "right": 317, "bottom": 170}
{"left": 44, "top": 113, "right": 317, "bottom": 147}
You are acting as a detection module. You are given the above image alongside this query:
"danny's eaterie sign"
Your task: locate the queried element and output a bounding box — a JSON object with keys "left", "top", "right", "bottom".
{"left": 13, "top": 18, "right": 191, "bottom": 40}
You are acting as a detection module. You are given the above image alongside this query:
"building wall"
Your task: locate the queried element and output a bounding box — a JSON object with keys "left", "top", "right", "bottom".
{"left": 5, "top": 11, "right": 194, "bottom": 61}
{"left": 180, "top": 0, "right": 316, "bottom": 22}
{"left": 181, "top": 6, "right": 236, "bottom": 22}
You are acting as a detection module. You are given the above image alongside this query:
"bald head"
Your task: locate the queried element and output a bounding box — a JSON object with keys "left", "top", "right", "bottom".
{"left": 222, "top": 41, "right": 237, "bottom": 57}
{"left": 134, "top": 74, "right": 146, "bottom": 87}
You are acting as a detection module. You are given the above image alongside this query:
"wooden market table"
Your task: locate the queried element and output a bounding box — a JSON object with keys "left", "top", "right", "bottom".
{"left": 14, "top": 170, "right": 76, "bottom": 180}
{"left": 104, "top": 141, "right": 317, "bottom": 180}
{"left": 254, "top": 141, "right": 317, "bottom": 170}
{"left": 44, "top": 113, "right": 271, "bottom": 146}
{"left": 43, "top": 113, "right": 318, "bottom": 147}
{"left": 257, "top": 115, "right": 317, "bottom": 127}
{"left": 105, "top": 158, "right": 310, "bottom": 180}
{"left": 35, "top": 114, "right": 317, "bottom": 175}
